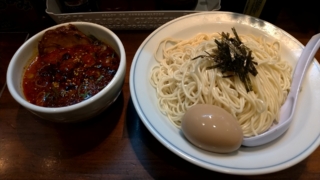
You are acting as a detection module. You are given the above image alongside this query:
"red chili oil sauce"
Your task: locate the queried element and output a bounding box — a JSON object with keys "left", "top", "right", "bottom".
{"left": 22, "top": 42, "right": 120, "bottom": 107}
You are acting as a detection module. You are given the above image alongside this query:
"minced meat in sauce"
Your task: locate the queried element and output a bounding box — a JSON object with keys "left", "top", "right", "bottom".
{"left": 22, "top": 24, "right": 120, "bottom": 107}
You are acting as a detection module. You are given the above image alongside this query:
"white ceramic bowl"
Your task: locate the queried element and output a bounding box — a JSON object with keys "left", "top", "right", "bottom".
{"left": 129, "top": 12, "right": 320, "bottom": 175}
{"left": 6, "top": 22, "right": 126, "bottom": 123}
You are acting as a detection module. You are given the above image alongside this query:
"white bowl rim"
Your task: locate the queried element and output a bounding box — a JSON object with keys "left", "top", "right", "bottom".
{"left": 6, "top": 22, "right": 126, "bottom": 114}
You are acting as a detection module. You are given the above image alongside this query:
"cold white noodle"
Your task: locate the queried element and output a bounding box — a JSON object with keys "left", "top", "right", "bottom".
{"left": 149, "top": 32, "right": 292, "bottom": 137}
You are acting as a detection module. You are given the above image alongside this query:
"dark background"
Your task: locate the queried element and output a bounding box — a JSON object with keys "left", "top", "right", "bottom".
{"left": 1, "top": 0, "right": 319, "bottom": 36}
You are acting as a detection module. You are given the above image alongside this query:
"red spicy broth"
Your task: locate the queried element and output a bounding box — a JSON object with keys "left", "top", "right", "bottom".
{"left": 22, "top": 25, "right": 120, "bottom": 107}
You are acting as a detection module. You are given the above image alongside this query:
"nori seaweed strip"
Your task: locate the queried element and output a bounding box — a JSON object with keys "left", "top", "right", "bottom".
{"left": 232, "top": 27, "right": 242, "bottom": 44}
{"left": 192, "top": 27, "right": 258, "bottom": 92}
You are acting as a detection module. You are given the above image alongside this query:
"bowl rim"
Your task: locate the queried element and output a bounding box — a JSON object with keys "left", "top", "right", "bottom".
{"left": 6, "top": 21, "right": 126, "bottom": 114}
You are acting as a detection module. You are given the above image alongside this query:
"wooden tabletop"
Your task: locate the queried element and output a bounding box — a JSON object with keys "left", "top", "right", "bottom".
{"left": 1, "top": 5, "right": 320, "bottom": 180}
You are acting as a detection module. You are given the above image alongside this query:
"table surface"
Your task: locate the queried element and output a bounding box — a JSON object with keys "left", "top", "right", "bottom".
{"left": 1, "top": 6, "right": 320, "bottom": 180}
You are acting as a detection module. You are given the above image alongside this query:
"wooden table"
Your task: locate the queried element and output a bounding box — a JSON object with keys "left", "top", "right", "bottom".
{"left": 1, "top": 6, "right": 320, "bottom": 179}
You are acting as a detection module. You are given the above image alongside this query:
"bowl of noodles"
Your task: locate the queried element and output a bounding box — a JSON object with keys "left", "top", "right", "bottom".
{"left": 129, "top": 12, "right": 320, "bottom": 175}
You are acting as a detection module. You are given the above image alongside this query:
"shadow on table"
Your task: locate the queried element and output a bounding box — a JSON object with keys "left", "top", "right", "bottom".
{"left": 125, "top": 98, "right": 233, "bottom": 179}
{"left": 125, "top": 98, "right": 307, "bottom": 179}
{"left": 15, "top": 92, "right": 124, "bottom": 159}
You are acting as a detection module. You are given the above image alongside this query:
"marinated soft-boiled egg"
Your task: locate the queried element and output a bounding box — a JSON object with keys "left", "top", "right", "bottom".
{"left": 181, "top": 104, "right": 243, "bottom": 153}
